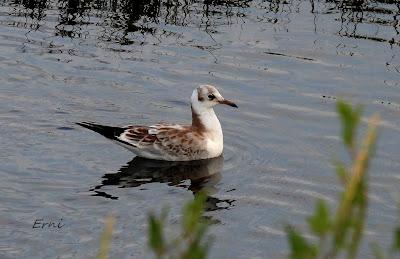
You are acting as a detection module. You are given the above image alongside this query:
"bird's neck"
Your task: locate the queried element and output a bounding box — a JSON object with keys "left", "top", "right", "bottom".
{"left": 191, "top": 106, "right": 222, "bottom": 134}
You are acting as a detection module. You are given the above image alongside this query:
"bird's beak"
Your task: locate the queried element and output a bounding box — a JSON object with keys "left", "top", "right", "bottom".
{"left": 219, "top": 99, "right": 238, "bottom": 108}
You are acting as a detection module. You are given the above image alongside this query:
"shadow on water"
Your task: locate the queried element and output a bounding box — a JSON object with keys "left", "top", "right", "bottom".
{"left": 90, "top": 155, "right": 235, "bottom": 212}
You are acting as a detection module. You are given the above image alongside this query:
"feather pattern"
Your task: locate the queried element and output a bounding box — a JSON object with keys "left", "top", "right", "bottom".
{"left": 77, "top": 85, "right": 237, "bottom": 161}
{"left": 117, "top": 123, "right": 209, "bottom": 160}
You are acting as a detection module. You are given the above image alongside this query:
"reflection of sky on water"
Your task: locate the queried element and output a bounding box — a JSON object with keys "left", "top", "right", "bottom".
{"left": 0, "top": 0, "right": 399, "bottom": 258}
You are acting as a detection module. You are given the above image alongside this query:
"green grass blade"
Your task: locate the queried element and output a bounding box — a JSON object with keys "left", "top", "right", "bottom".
{"left": 148, "top": 213, "right": 166, "bottom": 257}
{"left": 97, "top": 215, "right": 115, "bottom": 259}
{"left": 286, "top": 225, "right": 317, "bottom": 259}
{"left": 336, "top": 100, "right": 362, "bottom": 153}
{"left": 307, "top": 199, "right": 330, "bottom": 238}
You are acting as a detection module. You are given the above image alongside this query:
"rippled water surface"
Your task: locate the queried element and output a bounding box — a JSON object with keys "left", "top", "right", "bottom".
{"left": 1, "top": 0, "right": 399, "bottom": 258}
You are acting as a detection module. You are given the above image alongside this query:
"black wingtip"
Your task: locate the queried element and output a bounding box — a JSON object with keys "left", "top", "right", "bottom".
{"left": 76, "top": 122, "right": 125, "bottom": 140}
{"left": 76, "top": 122, "right": 102, "bottom": 133}
{"left": 75, "top": 122, "right": 91, "bottom": 128}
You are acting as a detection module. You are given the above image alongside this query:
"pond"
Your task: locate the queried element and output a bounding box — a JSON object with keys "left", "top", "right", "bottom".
{"left": 1, "top": 0, "right": 399, "bottom": 258}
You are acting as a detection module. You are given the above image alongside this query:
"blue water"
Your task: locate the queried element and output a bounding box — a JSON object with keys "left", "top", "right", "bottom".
{"left": 0, "top": 0, "right": 399, "bottom": 258}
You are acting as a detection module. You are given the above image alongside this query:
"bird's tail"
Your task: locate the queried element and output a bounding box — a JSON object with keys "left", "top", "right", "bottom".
{"left": 76, "top": 122, "right": 126, "bottom": 140}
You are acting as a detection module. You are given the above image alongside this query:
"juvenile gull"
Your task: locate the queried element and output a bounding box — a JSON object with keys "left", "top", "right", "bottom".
{"left": 77, "top": 85, "right": 238, "bottom": 161}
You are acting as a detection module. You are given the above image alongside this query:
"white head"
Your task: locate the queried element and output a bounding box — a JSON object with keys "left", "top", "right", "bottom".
{"left": 191, "top": 85, "right": 238, "bottom": 114}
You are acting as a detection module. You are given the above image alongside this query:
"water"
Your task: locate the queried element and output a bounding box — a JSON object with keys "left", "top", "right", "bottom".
{"left": 0, "top": 0, "right": 399, "bottom": 258}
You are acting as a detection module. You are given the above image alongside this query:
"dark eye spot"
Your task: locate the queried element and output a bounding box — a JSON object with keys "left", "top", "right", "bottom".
{"left": 208, "top": 94, "right": 215, "bottom": 100}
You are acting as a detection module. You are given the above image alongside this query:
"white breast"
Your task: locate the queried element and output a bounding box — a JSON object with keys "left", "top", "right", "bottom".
{"left": 200, "top": 110, "right": 224, "bottom": 159}
{"left": 206, "top": 135, "right": 224, "bottom": 158}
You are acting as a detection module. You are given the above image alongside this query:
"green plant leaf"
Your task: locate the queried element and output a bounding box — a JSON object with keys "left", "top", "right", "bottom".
{"left": 286, "top": 225, "right": 317, "bottom": 259}
{"left": 148, "top": 213, "right": 165, "bottom": 257}
{"left": 334, "top": 160, "right": 348, "bottom": 185}
{"left": 394, "top": 227, "right": 400, "bottom": 251}
{"left": 146, "top": 193, "right": 211, "bottom": 259}
{"left": 336, "top": 100, "right": 362, "bottom": 150}
{"left": 182, "top": 192, "right": 207, "bottom": 236}
{"left": 307, "top": 199, "right": 330, "bottom": 238}
{"left": 182, "top": 241, "right": 207, "bottom": 259}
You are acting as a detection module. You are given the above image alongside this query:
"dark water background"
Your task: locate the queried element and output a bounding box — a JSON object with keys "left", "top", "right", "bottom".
{"left": 0, "top": 0, "right": 399, "bottom": 258}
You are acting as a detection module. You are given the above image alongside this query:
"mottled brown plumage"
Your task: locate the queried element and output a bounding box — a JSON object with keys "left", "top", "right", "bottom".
{"left": 77, "top": 85, "right": 237, "bottom": 161}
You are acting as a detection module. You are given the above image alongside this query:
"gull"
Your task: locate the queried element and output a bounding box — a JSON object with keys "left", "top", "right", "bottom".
{"left": 77, "top": 84, "right": 238, "bottom": 161}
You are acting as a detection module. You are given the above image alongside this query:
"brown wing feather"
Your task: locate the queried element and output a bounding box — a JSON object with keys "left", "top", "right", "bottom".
{"left": 156, "top": 127, "right": 207, "bottom": 158}
{"left": 124, "top": 126, "right": 159, "bottom": 144}
{"left": 119, "top": 124, "right": 208, "bottom": 159}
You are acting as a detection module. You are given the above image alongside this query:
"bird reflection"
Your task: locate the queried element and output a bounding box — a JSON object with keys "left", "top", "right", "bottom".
{"left": 90, "top": 155, "right": 235, "bottom": 211}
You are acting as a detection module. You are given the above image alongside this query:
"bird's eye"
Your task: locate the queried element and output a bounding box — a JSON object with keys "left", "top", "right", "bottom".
{"left": 208, "top": 94, "right": 215, "bottom": 100}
